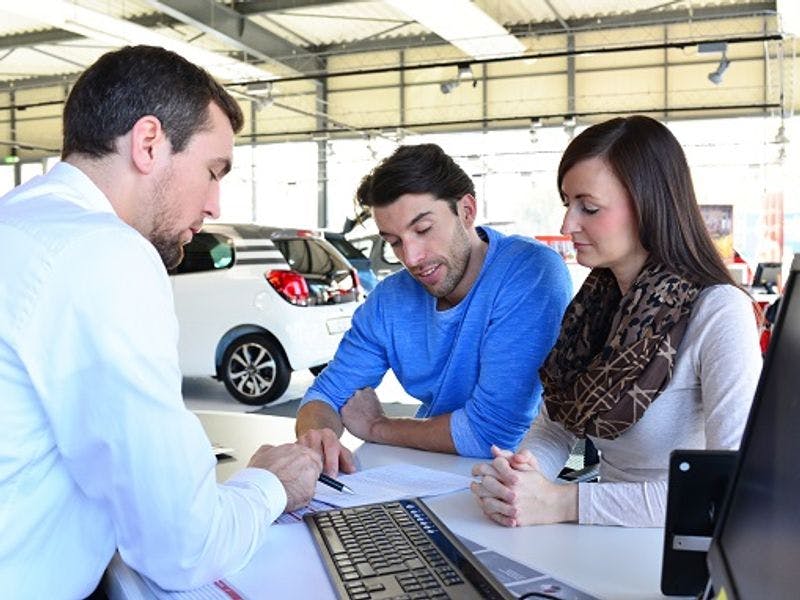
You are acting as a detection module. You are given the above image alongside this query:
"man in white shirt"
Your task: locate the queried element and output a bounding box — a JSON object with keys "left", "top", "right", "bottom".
{"left": 0, "top": 45, "right": 322, "bottom": 599}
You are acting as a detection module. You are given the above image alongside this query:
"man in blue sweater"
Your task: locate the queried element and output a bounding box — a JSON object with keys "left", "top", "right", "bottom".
{"left": 296, "top": 144, "right": 571, "bottom": 474}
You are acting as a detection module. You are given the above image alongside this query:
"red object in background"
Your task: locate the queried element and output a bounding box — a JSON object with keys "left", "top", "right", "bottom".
{"left": 733, "top": 250, "right": 753, "bottom": 284}
{"left": 760, "top": 328, "right": 772, "bottom": 354}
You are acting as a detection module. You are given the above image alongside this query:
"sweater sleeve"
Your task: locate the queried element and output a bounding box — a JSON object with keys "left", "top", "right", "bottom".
{"left": 301, "top": 289, "right": 391, "bottom": 412}
{"left": 576, "top": 286, "right": 762, "bottom": 527}
{"left": 519, "top": 407, "right": 575, "bottom": 481}
{"left": 450, "top": 245, "right": 571, "bottom": 457}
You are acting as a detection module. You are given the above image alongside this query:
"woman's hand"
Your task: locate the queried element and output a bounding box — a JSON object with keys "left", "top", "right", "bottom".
{"left": 470, "top": 445, "right": 578, "bottom": 527}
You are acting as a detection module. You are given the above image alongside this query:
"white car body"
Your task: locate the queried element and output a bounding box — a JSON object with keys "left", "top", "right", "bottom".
{"left": 170, "top": 223, "right": 361, "bottom": 404}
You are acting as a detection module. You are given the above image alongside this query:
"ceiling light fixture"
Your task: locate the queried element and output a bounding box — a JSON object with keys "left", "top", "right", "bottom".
{"left": 384, "top": 0, "right": 526, "bottom": 60}
{"left": 440, "top": 62, "right": 475, "bottom": 94}
{"left": 698, "top": 42, "right": 730, "bottom": 86}
{"left": 708, "top": 53, "right": 730, "bottom": 85}
{"left": 1, "top": 2, "right": 271, "bottom": 82}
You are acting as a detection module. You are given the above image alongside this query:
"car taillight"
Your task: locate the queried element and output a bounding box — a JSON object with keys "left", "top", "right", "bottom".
{"left": 266, "top": 269, "right": 310, "bottom": 306}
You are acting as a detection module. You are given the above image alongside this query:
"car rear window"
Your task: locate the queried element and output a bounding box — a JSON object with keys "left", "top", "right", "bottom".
{"left": 173, "top": 232, "right": 234, "bottom": 274}
{"left": 274, "top": 238, "right": 358, "bottom": 304}
{"left": 326, "top": 236, "right": 367, "bottom": 261}
{"left": 275, "top": 238, "right": 349, "bottom": 275}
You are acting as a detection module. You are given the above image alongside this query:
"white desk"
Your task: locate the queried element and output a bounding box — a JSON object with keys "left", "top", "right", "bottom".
{"left": 106, "top": 410, "right": 668, "bottom": 600}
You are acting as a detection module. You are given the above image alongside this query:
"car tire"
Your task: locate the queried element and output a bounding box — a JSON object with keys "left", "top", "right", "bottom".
{"left": 309, "top": 364, "right": 327, "bottom": 376}
{"left": 220, "top": 334, "right": 291, "bottom": 405}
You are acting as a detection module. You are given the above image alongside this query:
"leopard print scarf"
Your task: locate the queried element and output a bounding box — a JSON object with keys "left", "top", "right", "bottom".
{"left": 540, "top": 263, "right": 703, "bottom": 439}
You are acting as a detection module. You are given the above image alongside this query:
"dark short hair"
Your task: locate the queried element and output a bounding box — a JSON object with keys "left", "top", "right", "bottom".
{"left": 557, "top": 115, "right": 734, "bottom": 287}
{"left": 62, "top": 45, "right": 244, "bottom": 159}
{"left": 356, "top": 144, "right": 475, "bottom": 215}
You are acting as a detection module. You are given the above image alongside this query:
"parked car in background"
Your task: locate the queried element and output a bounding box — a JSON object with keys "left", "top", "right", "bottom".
{"left": 323, "top": 231, "right": 379, "bottom": 293}
{"left": 349, "top": 233, "right": 404, "bottom": 280}
{"left": 170, "top": 224, "right": 362, "bottom": 405}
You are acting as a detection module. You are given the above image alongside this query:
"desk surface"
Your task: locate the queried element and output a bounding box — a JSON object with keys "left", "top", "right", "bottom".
{"left": 107, "top": 410, "right": 669, "bottom": 600}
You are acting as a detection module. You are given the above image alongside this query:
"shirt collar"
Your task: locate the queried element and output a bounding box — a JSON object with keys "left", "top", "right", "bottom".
{"left": 47, "top": 161, "right": 117, "bottom": 215}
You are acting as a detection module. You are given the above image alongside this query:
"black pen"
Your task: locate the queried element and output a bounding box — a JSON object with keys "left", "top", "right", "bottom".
{"left": 318, "top": 473, "right": 355, "bottom": 494}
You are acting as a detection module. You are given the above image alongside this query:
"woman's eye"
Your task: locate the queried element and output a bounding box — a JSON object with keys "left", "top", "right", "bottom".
{"left": 582, "top": 205, "right": 599, "bottom": 215}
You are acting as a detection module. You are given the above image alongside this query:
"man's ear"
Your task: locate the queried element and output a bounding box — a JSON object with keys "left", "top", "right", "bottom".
{"left": 129, "top": 115, "right": 167, "bottom": 175}
{"left": 458, "top": 193, "right": 478, "bottom": 226}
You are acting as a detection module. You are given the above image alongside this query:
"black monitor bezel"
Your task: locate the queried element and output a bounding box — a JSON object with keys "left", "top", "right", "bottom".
{"left": 752, "top": 261, "right": 781, "bottom": 289}
{"left": 706, "top": 254, "right": 799, "bottom": 600}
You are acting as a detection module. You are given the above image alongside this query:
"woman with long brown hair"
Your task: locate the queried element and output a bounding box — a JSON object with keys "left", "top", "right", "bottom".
{"left": 471, "top": 115, "right": 762, "bottom": 527}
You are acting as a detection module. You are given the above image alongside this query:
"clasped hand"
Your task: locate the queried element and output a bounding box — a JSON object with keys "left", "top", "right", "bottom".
{"left": 471, "top": 446, "right": 578, "bottom": 527}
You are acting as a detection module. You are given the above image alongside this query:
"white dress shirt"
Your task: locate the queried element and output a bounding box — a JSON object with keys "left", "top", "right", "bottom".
{"left": 0, "top": 162, "right": 287, "bottom": 599}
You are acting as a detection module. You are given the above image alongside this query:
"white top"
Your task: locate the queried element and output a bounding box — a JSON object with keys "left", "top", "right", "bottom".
{"left": 522, "top": 284, "right": 762, "bottom": 527}
{"left": 0, "top": 163, "right": 287, "bottom": 599}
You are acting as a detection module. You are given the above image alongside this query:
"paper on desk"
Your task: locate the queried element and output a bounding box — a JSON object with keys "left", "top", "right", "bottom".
{"left": 222, "top": 521, "right": 335, "bottom": 599}
{"left": 142, "top": 574, "right": 241, "bottom": 599}
{"left": 274, "top": 498, "right": 337, "bottom": 525}
{"left": 141, "top": 525, "right": 335, "bottom": 600}
{"left": 312, "top": 463, "right": 472, "bottom": 508}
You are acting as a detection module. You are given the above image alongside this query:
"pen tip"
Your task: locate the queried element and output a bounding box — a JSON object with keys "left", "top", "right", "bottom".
{"left": 343, "top": 485, "right": 355, "bottom": 494}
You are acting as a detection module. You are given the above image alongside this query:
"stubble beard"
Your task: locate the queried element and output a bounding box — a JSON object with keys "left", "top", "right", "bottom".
{"left": 421, "top": 223, "right": 471, "bottom": 299}
{"left": 147, "top": 169, "right": 186, "bottom": 270}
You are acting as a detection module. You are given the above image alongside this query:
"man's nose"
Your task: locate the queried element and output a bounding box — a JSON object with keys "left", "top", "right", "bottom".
{"left": 403, "top": 239, "right": 426, "bottom": 267}
{"left": 204, "top": 188, "right": 221, "bottom": 220}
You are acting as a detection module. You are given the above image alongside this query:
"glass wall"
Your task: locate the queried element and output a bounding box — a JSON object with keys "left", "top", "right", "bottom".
{"left": 3, "top": 114, "right": 796, "bottom": 281}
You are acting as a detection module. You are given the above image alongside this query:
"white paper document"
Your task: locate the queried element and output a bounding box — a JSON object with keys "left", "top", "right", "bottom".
{"left": 140, "top": 525, "right": 335, "bottom": 600}
{"left": 312, "top": 463, "right": 472, "bottom": 508}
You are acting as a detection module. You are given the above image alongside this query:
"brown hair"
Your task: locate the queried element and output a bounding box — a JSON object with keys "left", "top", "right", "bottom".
{"left": 62, "top": 45, "right": 243, "bottom": 159}
{"left": 557, "top": 115, "right": 735, "bottom": 287}
{"left": 356, "top": 144, "right": 475, "bottom": 215}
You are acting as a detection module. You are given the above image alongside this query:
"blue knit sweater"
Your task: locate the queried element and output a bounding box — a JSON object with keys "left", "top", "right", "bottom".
{"left": 301, "top": 227, "right": 571, "bottom": 457}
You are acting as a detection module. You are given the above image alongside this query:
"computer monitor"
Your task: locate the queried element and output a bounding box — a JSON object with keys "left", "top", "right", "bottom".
{"left": 751, "top": 261, "right": 782, "bottom": 293}
{"left": 706, "top": 254, "right": 800, "bottom": 600}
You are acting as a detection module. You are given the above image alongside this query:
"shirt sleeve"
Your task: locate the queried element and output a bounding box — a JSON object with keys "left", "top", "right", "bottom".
{"left": 450, "top": 246, "right": 572, "bottom": 457}
{"left": 576, "top": 286, "right": 762, "bottom": 527}
{"left": 18, "top": 227, "right": 287, "bottom": 590}
{"left": 301, "top": 291, "right": 390, "bottom": 411}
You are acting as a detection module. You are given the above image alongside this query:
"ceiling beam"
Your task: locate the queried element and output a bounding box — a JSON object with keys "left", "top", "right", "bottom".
{"left": 148, "top": 0, "right": 322, "bottom": 72}
{"left": 231, "top": 0, "right": 352, "bottom": 15}
{"left": 310, "top": 3, "right": 776, "bottom": 57}
{"left": 508, "top": 2, "right": 776, "bottom": 36}
{"left": 0, "top": 13, "right": 181, "bottom": 50}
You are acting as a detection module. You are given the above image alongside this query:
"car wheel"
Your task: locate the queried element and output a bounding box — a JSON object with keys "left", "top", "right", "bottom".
{"left": 309, "top": 364, "right": 327, "bottom": 376}
{"left": 220, "top": 334, "right": 290, "bottom": 405}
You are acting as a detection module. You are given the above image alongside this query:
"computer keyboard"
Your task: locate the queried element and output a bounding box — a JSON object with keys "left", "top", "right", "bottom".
{"left": 305, "top": 497, "right": 512, "bottom": 600}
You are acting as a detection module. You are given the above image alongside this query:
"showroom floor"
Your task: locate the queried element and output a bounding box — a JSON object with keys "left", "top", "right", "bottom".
{"left": 183, "top": 370, "right": 421, "bottom": 418}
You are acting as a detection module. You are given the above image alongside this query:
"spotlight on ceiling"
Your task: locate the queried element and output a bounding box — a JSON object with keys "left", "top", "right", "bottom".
{"left": 708, "top": 53, "right": 730, "bottom": 85}
{"left": 698, "top": 42, "right": 730, "bottom": 86}
{"left": 247, "top": 81, "right": 274, "bottom": 110}
{"left": 440, "top": 63, "right": 475, "bottom": 94}
{"left": 440, "top": 80, "right": 460, "bottom": 94}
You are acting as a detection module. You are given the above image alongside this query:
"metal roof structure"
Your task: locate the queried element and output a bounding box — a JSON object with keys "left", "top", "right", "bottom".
{"left": 0, "top": 1, "right": 793, "bottom": 158}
